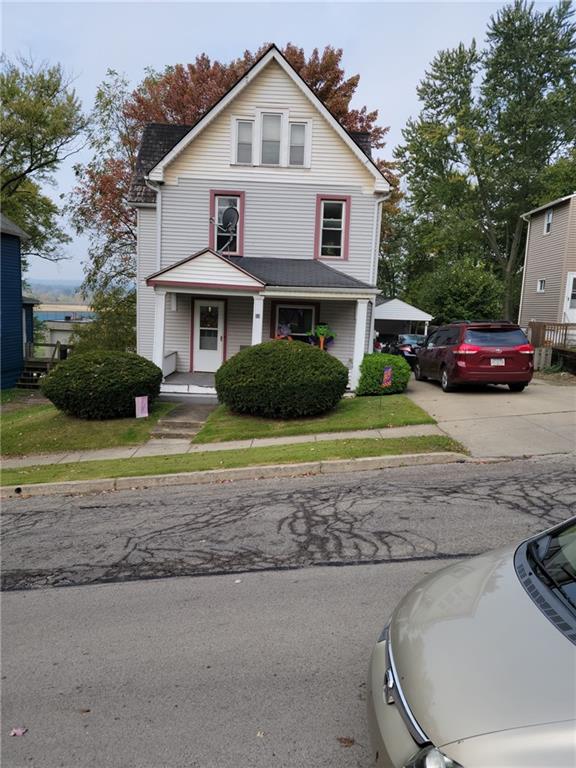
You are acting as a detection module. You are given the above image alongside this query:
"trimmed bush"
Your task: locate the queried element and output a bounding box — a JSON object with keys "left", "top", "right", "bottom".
{"left": 215, "top": 340, "right": 348, "bottom": 419}
{"left": 356, "top": 353, "right": 411, "bottom": 396}
{"left": 41, "top": 351, "right": 163, "bottom": 420}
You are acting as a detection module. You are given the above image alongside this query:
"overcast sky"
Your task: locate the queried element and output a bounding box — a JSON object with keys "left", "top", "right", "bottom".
{"left": 3, "top": 0, "right": 554, "bottom": 283}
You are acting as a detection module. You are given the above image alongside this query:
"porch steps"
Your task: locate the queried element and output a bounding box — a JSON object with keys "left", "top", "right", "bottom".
{"left": 17, "top": 361, "right": 50, "bottom": 389}
{"left": 150, "top": 420, "right": 205, "bottom": 440}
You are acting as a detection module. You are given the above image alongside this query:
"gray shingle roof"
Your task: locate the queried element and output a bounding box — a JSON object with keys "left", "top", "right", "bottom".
{"left": 128, "top": 124, "right": 377, "bottom": 206}
{"left": 128, "top": 123, "right": 192, "bottom": 204}
{"left": 227, "top": 257, "right": 375, "bottom": 290}
{"left": 1, "top": 213, "right": 30, "bottom": 240}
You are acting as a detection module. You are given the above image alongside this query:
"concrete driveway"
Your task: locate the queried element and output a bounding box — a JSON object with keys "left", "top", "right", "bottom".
{"left": 407, "top": 378, "right": 576, "bottom": 458}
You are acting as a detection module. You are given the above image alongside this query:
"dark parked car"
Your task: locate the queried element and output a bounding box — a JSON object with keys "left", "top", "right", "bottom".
{"left": 414, "top": 321, "right": 534, "bottom": 392}
{"left": 387, "top": 334, "right": 426, "bottom": 368}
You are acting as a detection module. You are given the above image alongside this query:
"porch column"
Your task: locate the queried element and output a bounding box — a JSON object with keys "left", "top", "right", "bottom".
{"left": 351, "top": 299, "right": 369, "bottom": 389}
{"left": 152, "top": 290, "right": 166, "bottom": 370}
{"left": 251, "top": 294, "right": 264, "bottom": 345}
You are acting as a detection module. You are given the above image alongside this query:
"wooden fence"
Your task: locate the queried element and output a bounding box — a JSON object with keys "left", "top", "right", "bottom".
{"left": 528, "top": 322, "right": 576, "bottom": 349}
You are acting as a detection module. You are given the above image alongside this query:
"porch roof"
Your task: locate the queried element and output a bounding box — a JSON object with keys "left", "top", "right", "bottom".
{"left": 146, "top": 248, "right": 377, "bottom": 294}
{"left": 227, "top": 257, "right": 375, "bottom": 290}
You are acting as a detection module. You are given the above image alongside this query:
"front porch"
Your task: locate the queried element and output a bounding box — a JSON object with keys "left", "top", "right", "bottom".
{"left": 144, "top": 249, "right": 378, "bottom": 393}
{"left": 162, "top": 371, "right": 216, "bottom": 395}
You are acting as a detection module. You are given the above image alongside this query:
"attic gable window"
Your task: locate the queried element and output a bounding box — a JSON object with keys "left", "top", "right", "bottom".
{"left": 232, "top": 113, "right": 311, "bottom": 168}
{"left": 544, "top": 209, "right": 553, "bottom": 234}
{"left": 236, "top": 121, "right": 253, "bottom": 164}
{"left": 289, "top": 123, "right": 306, "bottom": 166}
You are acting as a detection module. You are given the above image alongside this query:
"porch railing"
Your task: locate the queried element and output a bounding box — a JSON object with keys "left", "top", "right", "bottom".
{"left": 527, "top": 322, "right": 576, "bottom": 349}
{"left": 25, "top": 341, "right": 73, "bottom": 367}
{"left": 162, "top": 351, "right": 177, "bottom": 377}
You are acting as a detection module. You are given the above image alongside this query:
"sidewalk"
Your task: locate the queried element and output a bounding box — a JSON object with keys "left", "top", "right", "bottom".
{"left": 1, "top": 423, "right": 444, "bottom": 469}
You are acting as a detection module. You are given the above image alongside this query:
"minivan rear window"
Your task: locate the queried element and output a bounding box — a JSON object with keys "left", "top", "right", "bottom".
{"left": 464, "top": 328, "right": 529, "bottom": 346}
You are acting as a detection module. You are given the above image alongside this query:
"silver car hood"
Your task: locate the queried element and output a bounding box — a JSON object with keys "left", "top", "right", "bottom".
{"left": 442, "top": 720, "right": 576, "bottom": 768}
{"left": 390, "top": 547, "right": 576, "bottom": 747}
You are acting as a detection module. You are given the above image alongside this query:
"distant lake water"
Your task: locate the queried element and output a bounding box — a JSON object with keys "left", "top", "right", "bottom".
{"left": 36, "top": 311, "right": 96, "bottom": 321}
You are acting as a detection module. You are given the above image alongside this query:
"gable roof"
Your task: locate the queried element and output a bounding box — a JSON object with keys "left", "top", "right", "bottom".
{"left": 146, "top": 248, "right": 376, "bottom": 292}
{"left": 129, "top": 123, "right": 192, "bottom": 204}
{"left": 522, "top": 192, "right": 575, "bottom": 220}
{"left": 129, "top": 44, "right": 390, "bottom": 204}
{"left": 374, "top": 297, "right": 433, "bottom": 322}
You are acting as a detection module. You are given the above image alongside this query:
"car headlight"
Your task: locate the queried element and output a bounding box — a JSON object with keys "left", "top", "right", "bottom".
{"left": 404, "top": 745, "right": 463, "bottom": 768}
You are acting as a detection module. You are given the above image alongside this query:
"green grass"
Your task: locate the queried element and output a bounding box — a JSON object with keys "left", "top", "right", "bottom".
{"left": 1, "top": 402, "right": 175, "bottom": 457}
{"left": 194, "top": 395, "right": 434, "bottom": 444}
{"left": 1, "top": 435, "right": 464, "bottom": 487}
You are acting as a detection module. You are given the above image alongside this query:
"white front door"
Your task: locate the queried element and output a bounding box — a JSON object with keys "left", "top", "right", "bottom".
{"left": 564, "top": 272, "right": 576, "bottom": 323}
{"left": 193, "top": 300, "right": 225, "bottom": 372}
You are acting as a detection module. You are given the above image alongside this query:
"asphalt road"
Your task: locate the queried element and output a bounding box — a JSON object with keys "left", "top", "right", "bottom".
{"left": 2, "top": 455, "right": 574, "bottom": 591}
{"left": 2, "top": 456, "right": 575, "bottom": 768}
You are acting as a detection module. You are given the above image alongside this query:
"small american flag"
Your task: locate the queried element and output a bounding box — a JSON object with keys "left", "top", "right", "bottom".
{"left": 381, "top": 367, "right": 393, "bottom": 388}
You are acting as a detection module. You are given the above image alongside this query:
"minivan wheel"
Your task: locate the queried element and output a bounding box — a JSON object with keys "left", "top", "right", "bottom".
{"left": 414, "top": 362, "right": 427, "bottom": 381}
{"left": 508, "top": 383, "right": 527, "bottom": 392}
{"left": 440, "top": 368, "right": 454, "bottom": 392}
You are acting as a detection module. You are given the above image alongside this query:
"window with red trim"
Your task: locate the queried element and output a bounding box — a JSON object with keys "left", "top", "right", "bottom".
{"left": 210, "top": 191, "right": 244, "bottom": 256}
{"left": 315, "top": 196, "right": 350, "bottom": 260}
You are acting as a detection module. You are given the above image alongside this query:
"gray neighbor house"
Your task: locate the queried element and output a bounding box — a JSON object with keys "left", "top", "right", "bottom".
{"left": 518, "top": 192, "right": 576, "bottom": 327}
{"left": 128, "top": 45, "right": 391, "bottom": 394}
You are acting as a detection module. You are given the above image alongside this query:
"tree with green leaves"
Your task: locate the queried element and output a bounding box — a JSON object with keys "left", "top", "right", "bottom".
{"left": 70, "top": 288, "right": 136, "bottom": 354}
{"left": 1, "top": 56, "right": 86, "bottom": 263}
{"left": 395, "top": 0, "right": 576, "bottom": 318}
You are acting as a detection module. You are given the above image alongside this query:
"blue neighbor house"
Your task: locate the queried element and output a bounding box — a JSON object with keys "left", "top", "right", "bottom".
{"left": 1, "top": 214, "right": 37, "bottom": 389}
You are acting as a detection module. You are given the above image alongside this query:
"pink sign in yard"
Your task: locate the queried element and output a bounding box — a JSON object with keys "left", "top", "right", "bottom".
{"left": 135, "top": 396, "right": 149, "bottom": 418}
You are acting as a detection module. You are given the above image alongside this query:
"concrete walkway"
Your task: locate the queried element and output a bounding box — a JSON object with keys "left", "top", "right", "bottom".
{"left": 1, "top": 423, "right": 444, "bottom": 470}
{"left": 406, "top": 378, "right": 576, "bottom": 458}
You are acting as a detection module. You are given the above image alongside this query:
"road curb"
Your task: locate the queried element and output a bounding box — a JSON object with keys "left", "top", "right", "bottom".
{"left": 1, "top": 452, "right": 469, "bottom": 499}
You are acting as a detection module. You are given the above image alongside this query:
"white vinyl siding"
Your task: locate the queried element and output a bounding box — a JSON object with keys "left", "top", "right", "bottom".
{"left": 163, "top": 60, "right": 374, "bottom": 189}
{"left": 164, "top": 293, "right": 191, "bottom": 372}
{"left": 160, "top": 178, "right": 376, "bottom": 284}
{"left": 136, "top": 208, "right": 157, "bottom": 361}
{"left": 154, "top": 250, "right": 263, "bottom": 289}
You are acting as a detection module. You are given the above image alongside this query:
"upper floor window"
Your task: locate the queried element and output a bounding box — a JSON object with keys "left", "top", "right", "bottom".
{"left": 315, "top": 195, "right": 351, "bottom": 260}
{"left": 209, "top": 191, "right": 244, "bottom": 256}
{"left": 289, "top": 123, "right": 306, "bottom": 166}
{"left": 236, "top": 121, "right": 253, "bottom": 164}
{"left": 261, "top": 113, "right": 282, "bottom": 165}
{"left": 537, "top": 279, "right": 546, "bottom": 293}
{"left": 232, "top": 113, "right": 311, "bottom": 167}
{"left": 544, "top": 209, "right": 553, "bottom": 234}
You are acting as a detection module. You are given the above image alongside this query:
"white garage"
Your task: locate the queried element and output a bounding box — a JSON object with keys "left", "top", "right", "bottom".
{"left": 373, "top": 297, "right": 433, "bottom": 341}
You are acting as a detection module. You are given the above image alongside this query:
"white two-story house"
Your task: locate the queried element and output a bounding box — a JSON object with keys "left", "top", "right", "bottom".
{"left": 129, "top": 45, "right": 390, "bottom": 393}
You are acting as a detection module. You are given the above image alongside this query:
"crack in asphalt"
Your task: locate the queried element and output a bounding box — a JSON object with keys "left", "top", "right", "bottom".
{"left": 2, "top": 457, "right": 575, "bottom": 591}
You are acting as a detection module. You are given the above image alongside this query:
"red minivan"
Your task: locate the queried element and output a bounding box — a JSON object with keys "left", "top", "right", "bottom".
{"left": 414, "top": 321, "right": 534, "bottom": 392}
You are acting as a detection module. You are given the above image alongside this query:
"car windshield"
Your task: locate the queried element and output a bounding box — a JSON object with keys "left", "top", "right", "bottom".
{"left": 527, "top": 521, "right": 576, "bottom": 613}
{"left": 399, "top": 335, "right": 425, "bottom": 345}
{"left": 464, "top": 328, "right": 529, "bottom": 346}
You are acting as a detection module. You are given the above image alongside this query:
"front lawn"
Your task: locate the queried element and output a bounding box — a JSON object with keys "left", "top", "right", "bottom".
{"left": 1, "top": 435, "right": 464, "bottom": 486}
{"left": 1, "top": 401, "right": 175, "bottom": 457}
{"left": 193, "top": 395, "right": 434, "bottom": 444}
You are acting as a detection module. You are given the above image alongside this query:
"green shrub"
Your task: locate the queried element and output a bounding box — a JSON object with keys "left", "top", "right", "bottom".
{"left": 356, "top": 353, "right": 411, "bottom": 396}
{"left": 215, "top": 340, "right": 348, "bottom": 419}
{"left": 41, "top": 351, "right": 163, "bottom": 420}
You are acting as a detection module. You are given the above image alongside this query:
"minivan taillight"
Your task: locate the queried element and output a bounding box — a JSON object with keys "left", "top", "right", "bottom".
{"left": 454, "top": 344, "right": 481, "bottom": 355}
{"left": 517, "top": 344, "right": 534, "bottom": 355}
